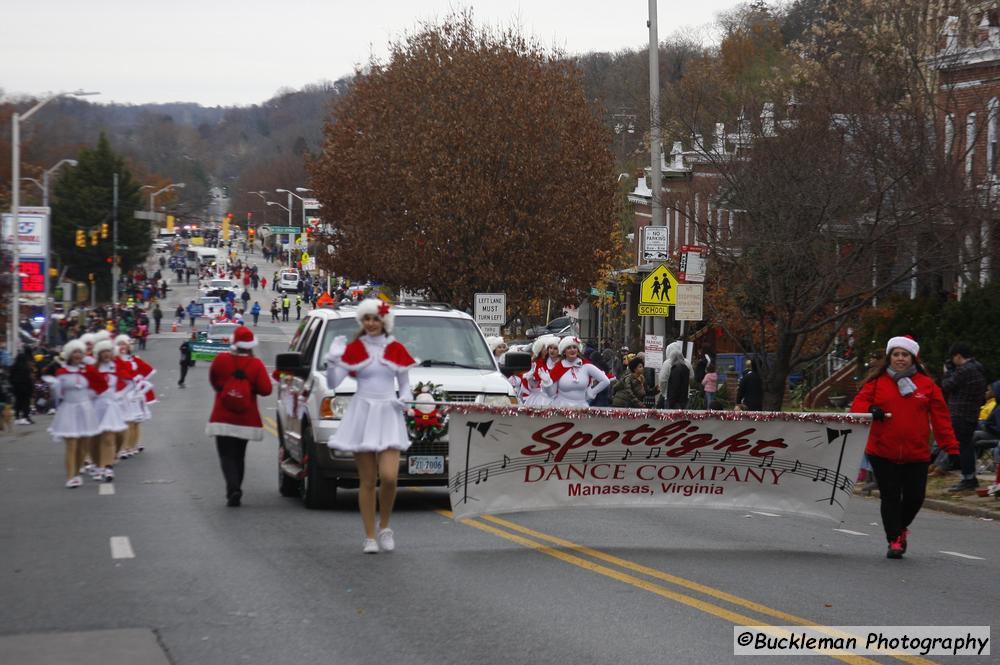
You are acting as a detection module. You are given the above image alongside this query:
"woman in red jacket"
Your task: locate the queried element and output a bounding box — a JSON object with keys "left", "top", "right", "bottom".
{"left": 205, "top": 326, "right": 273, "bottom": 506}
{"left": 851, "top": 335, "right": 958, "bottom": 559}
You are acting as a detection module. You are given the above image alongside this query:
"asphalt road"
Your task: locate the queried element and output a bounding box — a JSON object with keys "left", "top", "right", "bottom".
{"left": 1, "top": 250, "right": 998, "bottom": 665}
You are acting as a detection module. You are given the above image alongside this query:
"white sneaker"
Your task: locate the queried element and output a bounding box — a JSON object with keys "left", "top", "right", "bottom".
{"left": 362, "top": 538, "right": 379, "bottom": 554}
{"left": 82, "top": 463, "right": 96, "bottom": 474}
{"left": 65, "top": 476, "right": 82, "bottom": 488}
{"left": 91, "top": 468, "right": 105, "bottom": 481}
{"left": 15, "top": 418, "right": 30, "bottom": 425}
{"left": 103, "top": 467, "right": 114, "bottom": 482}
{"left": 377, "top": 528, "right": 395, "bottom": 552}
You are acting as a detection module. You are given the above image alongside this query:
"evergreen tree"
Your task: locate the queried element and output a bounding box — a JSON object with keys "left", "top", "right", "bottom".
{"left": 50, "top": 134, "right": 148, "bottom": 297}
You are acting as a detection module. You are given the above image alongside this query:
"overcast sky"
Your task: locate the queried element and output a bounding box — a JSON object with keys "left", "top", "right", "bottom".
{"left": 1, "top": 1, "right": 741, "bottom": 107}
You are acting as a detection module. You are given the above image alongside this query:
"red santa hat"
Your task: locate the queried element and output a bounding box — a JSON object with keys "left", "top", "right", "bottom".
{"left": 355, "top": 298, "right": 394, "bottom": 333}
{"left": 886, "top": 335, "right": 919, "bottom": 358}
{"left": 231, "top": 325, "right": 258, "bottom": 350}
{"left": 558, "top": 335, "right": 582, "bottom": 355}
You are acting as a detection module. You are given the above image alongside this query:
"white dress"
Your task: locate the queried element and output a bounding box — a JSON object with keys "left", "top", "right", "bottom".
{"left": 47, "top": 365, "right": 102, "bottom": 439}
{"left": 326, "top": 334, "right": 413, "bottom": 453}
{"left": 119, "top": 355, "right": 154, "bottom": 423}
{"left": 545, "top": 359, "right": 611, "bottom": 408}
{"left": 522, "top": 358, "right": 557, "bottom": 407}
{"left": 94, "top": 361, "right": 129, "bottom": 433}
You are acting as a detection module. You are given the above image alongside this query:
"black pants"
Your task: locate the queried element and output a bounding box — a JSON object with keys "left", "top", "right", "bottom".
{"left": 13, "top": 388, "right": 32, "bottom": 420}
{"left": 868, "top": 455, "right": 929, "bottom": 542}
{"left": 179, "top": 361, "right": 190, "bottom": 385}
{"left": 282, "top": 307, "right": 289, "bottom": 321}
{"left": 216, "top": 436, "right": 248, "bottom": 497}
{"left": 952, "top": 417, "right": 977, "bottom": 478}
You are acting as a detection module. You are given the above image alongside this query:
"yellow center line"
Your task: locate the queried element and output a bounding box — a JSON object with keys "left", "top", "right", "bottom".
{"left": 439, "top": 509, "right": 878, "bottom": 664}
{"left": 441, "top": 510, "right": 937, "bottom": 665}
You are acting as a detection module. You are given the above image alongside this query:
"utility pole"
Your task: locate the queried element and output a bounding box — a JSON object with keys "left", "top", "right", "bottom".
{"left": 112, "top": 173, "right": 119, "bottom": 305}
{"left": 9, "top": 112, "right": 21, "bottom": 357}
{"left": 648, "top": 0, "right": 667, "bottom": 345}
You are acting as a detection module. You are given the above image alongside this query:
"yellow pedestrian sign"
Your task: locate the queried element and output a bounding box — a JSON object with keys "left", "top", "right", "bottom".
{"left": 639, "top": 263, "right": 678, "bottom": 316}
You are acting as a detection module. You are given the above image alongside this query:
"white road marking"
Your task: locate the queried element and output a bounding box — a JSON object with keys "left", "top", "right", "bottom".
{"left": 833, "top": 528, "right": 869, "bottom": 536}
{"left": 110, "top": 536, "right": 135, "bottom": 559}
{"left": 751, "top": 511, "right": 780, "bottom": 517}
{"left": 99, "top": 483, "right": 115, "bottom": 495}
{"left": 940, "top": 550, "right": 985, "bottom": 560}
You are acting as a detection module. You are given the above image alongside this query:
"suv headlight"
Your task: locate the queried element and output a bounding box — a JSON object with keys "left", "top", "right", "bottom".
{"left": 483, "top": 394, "right": 518, "bottom": 406}
{"left": 320, "top": 395, "right": 353, "bottom": 419}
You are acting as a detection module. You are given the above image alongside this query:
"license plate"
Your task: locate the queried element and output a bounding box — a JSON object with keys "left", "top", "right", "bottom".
{"left": 407, "top": 455, "right": 444, "bottom": 475}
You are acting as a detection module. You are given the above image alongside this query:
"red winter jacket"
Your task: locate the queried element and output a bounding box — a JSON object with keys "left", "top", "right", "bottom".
{"left": 851, "top": 372, "right": 958, "bottom": 463}
{"left": 205, "top": 351, "right": 273, "bottom": 441}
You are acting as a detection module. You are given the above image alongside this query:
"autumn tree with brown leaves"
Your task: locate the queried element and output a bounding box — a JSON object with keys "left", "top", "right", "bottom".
{"left": 310, "top": 14, "right": 617, "bottom": 313}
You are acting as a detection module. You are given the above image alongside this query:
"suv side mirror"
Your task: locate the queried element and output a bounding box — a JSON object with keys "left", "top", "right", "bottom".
{"left": 501, "top": 351, "right": 531, "bottom": 377}
{"left": 275, "top": 352, "right": 310, "bottom": 379}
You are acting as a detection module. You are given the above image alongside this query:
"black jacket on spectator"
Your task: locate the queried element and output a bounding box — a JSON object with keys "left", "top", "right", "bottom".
{"left": 942, "top": 358, "right": 986, "bottom": 424}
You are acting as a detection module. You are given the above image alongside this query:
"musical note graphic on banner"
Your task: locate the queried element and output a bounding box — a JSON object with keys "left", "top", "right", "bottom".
{"left": 621, "top": 449, "right": 632, "bottom": 461}
{"left": 646, "top": 447, "right": 662, "bottom": 459}
{"left": 583, "top": 450, "right": 598, "bottom": 463}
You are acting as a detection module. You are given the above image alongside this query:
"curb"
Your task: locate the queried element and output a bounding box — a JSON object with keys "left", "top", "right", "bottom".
{"left": 922, "top": 498, "right": 1000, "bottom": 521}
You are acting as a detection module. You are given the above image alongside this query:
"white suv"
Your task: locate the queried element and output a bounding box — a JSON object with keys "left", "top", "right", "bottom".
{"left": 277, "top": 270, "right": 301, "bottom": 293}
{"left": 274, "top": 302, "right": 525, "bottom": 508}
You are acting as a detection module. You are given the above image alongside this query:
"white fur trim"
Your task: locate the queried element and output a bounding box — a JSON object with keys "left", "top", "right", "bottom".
{"left": 61, "top": 340, "right": 86, "bottom": 360}
{"left": 886, "top": 336, "right": 919, "bottom": 358}
{"left": 80, "top": 333, "right": 96, "bottom": 346}
{"left": 114, "top": 334, "right": 132, "bottom": 348}
{"left": 93, "top": 340, "right": 115, "bottom": 355}
{"left": 355, "top": 298, "right": 394, "bottom": 333}
{"left": 231, "top": 340, "right": 258, "bottom": 350}
{"left": 93, "top": 330, "right": 112, "bottom": 342}
{"left": 205, "top": 422, "right": 265, "bottom": 441}
{"left": 558, "top": 336, "right": 582, "bottom": 355}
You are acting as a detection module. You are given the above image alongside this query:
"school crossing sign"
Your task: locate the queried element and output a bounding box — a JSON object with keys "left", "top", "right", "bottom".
{"left": 639, "top": 263, "right": 678, "bottom": 316}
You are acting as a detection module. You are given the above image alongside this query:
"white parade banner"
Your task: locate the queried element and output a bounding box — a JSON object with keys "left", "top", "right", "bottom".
{"left": 447, "top": 405, "right": 871, "bottom": 522}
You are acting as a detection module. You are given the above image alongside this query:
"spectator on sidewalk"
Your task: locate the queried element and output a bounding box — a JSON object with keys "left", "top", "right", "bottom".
{"left": 250, "top": 301, "right": 261, "bottom": 326}
{"left": 941, "top": 342, "right": 986, "bottom": 492}
{"left": 152, "top": 304, "right": 163, "bottom": 334}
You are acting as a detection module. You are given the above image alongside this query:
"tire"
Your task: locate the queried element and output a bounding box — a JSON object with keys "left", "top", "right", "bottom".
{"left": 300, "top": 426, "right": 337, "bottom": 509}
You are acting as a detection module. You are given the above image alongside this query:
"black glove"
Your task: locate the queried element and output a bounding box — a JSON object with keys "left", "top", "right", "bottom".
{"left": 869, "top": 406, "right": 886, "bottom": 421}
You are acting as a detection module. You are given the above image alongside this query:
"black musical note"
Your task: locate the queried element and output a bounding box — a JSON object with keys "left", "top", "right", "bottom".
{"left": 544, "top": 451, "right": 554, "bottom": 463}
{"left": 812, "top": 468, "right": 828, "bottom": 483}
{"left": 691, "top": 450, "right": 701, "bottom": 462}
{"left": 646, "top": 447, "right": 662, "bottom": 459}
{"left": 501, "top": 455, "right": 510, "bottom": 469}
{"left": 721, "top": 450, "right": 732, "bottom": 463}
{"left": 839, "top": 476, "right": 851, "bottom": 491}
{"left": 475, "top": 468, "right": 489, "bottom": 484}
{"left": 792, "top": 460, "right": 802, "bottom": 473}
{"left": 758, "top": 454, "right": 774, "bottom": 468}
{"left": 621, "top": 449, "right": 632, "bottom": 461}
{"left": 583, "top": 450, "right": 598, "bottom": 463}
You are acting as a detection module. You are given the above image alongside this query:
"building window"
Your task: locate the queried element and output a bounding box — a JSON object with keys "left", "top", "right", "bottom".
{"left": 989, "top": 99, "right": 999, "bottom": 174}
{"left": 966, "top": 112, "right": 977, "bottom": 177}
{"left": 945, "top": 113, "right": 954, "bottom": 157}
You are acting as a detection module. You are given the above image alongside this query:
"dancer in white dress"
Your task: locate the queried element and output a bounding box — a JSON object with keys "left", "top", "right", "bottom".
{"left": 45, "top": 340, "right": 108, "bottom": 487}
{"left": 521, "top": 334, "right": 559, "bottom": 407}
{"left": 115, "top": 335, "right": 155, "bottom": 457}
{"left": 91, "top": 339, "right": 129, "bottom": 481}
{"left": 326, "top": 299, "right": 416, "bottom": 553}
{"left": 544, "top": 336, "right": 610, "bottom": 408}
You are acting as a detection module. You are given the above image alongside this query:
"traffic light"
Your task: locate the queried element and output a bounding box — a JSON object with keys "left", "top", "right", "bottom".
{"left": 248, "top": 227, "right": 255, "bottom": 237}
{"left": 76, "top": 230, "right": 85, "bottom": 247}
{"left": 90, "top": 230, "right": 99, "bottom": 246}
{"left": 105, "top": 257, "right": 113, "bottom": 264}
{"left": 100, "top": 223, "right": 109, "bottom": 239}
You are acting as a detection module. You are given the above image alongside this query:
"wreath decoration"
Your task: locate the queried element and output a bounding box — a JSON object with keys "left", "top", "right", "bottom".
{"left": 406, "top": 381, "right": 449, "bottom": 443}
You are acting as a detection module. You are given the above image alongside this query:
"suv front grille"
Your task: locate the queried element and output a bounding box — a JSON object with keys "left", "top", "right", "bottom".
{"left": 448, "top": 392, "right": 480, "bottom": 403}
{"left": 407, "top": 440, "right": 449, "bottom": 456}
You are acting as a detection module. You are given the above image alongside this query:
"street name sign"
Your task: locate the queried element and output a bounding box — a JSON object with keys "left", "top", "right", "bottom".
{"left": 638, "top": 263, "right": 678, "bottom": 316}
{"left": 269, "top": 226, "right": 299, "bottom": 234}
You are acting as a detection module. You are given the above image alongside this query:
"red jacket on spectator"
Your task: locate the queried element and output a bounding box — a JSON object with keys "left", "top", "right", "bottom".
{"left": 851, "top": 372, "right": 958, "bottom": 463}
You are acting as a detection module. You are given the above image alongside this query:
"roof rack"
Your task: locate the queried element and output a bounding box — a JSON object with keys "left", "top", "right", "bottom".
{"left": 392, "top": 300, "right": 454, "bottom": 311}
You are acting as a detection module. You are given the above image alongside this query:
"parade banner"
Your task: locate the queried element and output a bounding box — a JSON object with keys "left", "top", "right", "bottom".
{"left": 447, "top": 405, "right": 872, "bottom": 522}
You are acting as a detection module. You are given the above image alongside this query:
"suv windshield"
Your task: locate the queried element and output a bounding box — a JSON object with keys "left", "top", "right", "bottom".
{"left": 318, "top": 315, "right": 495, "bottom": 370}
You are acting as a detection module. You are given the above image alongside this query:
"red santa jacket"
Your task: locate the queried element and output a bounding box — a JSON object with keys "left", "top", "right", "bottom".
{"left": 851, "top": 371, "right": 958, "bottom": 463}
{"left": 117, "top": 354, "right": 157, "bottom": 403}
{"left": 206, "top": 352, "right": 273, "bottom": 440}
{"left": 56, "top": 363, "right": 108, "bottom": 394}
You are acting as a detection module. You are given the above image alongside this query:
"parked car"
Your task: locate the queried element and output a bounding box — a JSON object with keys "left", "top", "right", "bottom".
{"left": 525, "top": 315, "right": 579, "bottom": 339}
{"left": 273, "top": 302, "right": 530, "bottom": 508}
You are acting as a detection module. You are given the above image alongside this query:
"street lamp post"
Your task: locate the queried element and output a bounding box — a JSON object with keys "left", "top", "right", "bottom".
{"left": 266, "top": 201, "right": 291, "bottom": 249}
{"left": 9, "top": 90, "right": 98, "bottom": 358}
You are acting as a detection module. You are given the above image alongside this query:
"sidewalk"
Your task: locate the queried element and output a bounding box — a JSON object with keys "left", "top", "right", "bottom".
{"left": 855, "top": 470, "right": 1000, "bottom": 521}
